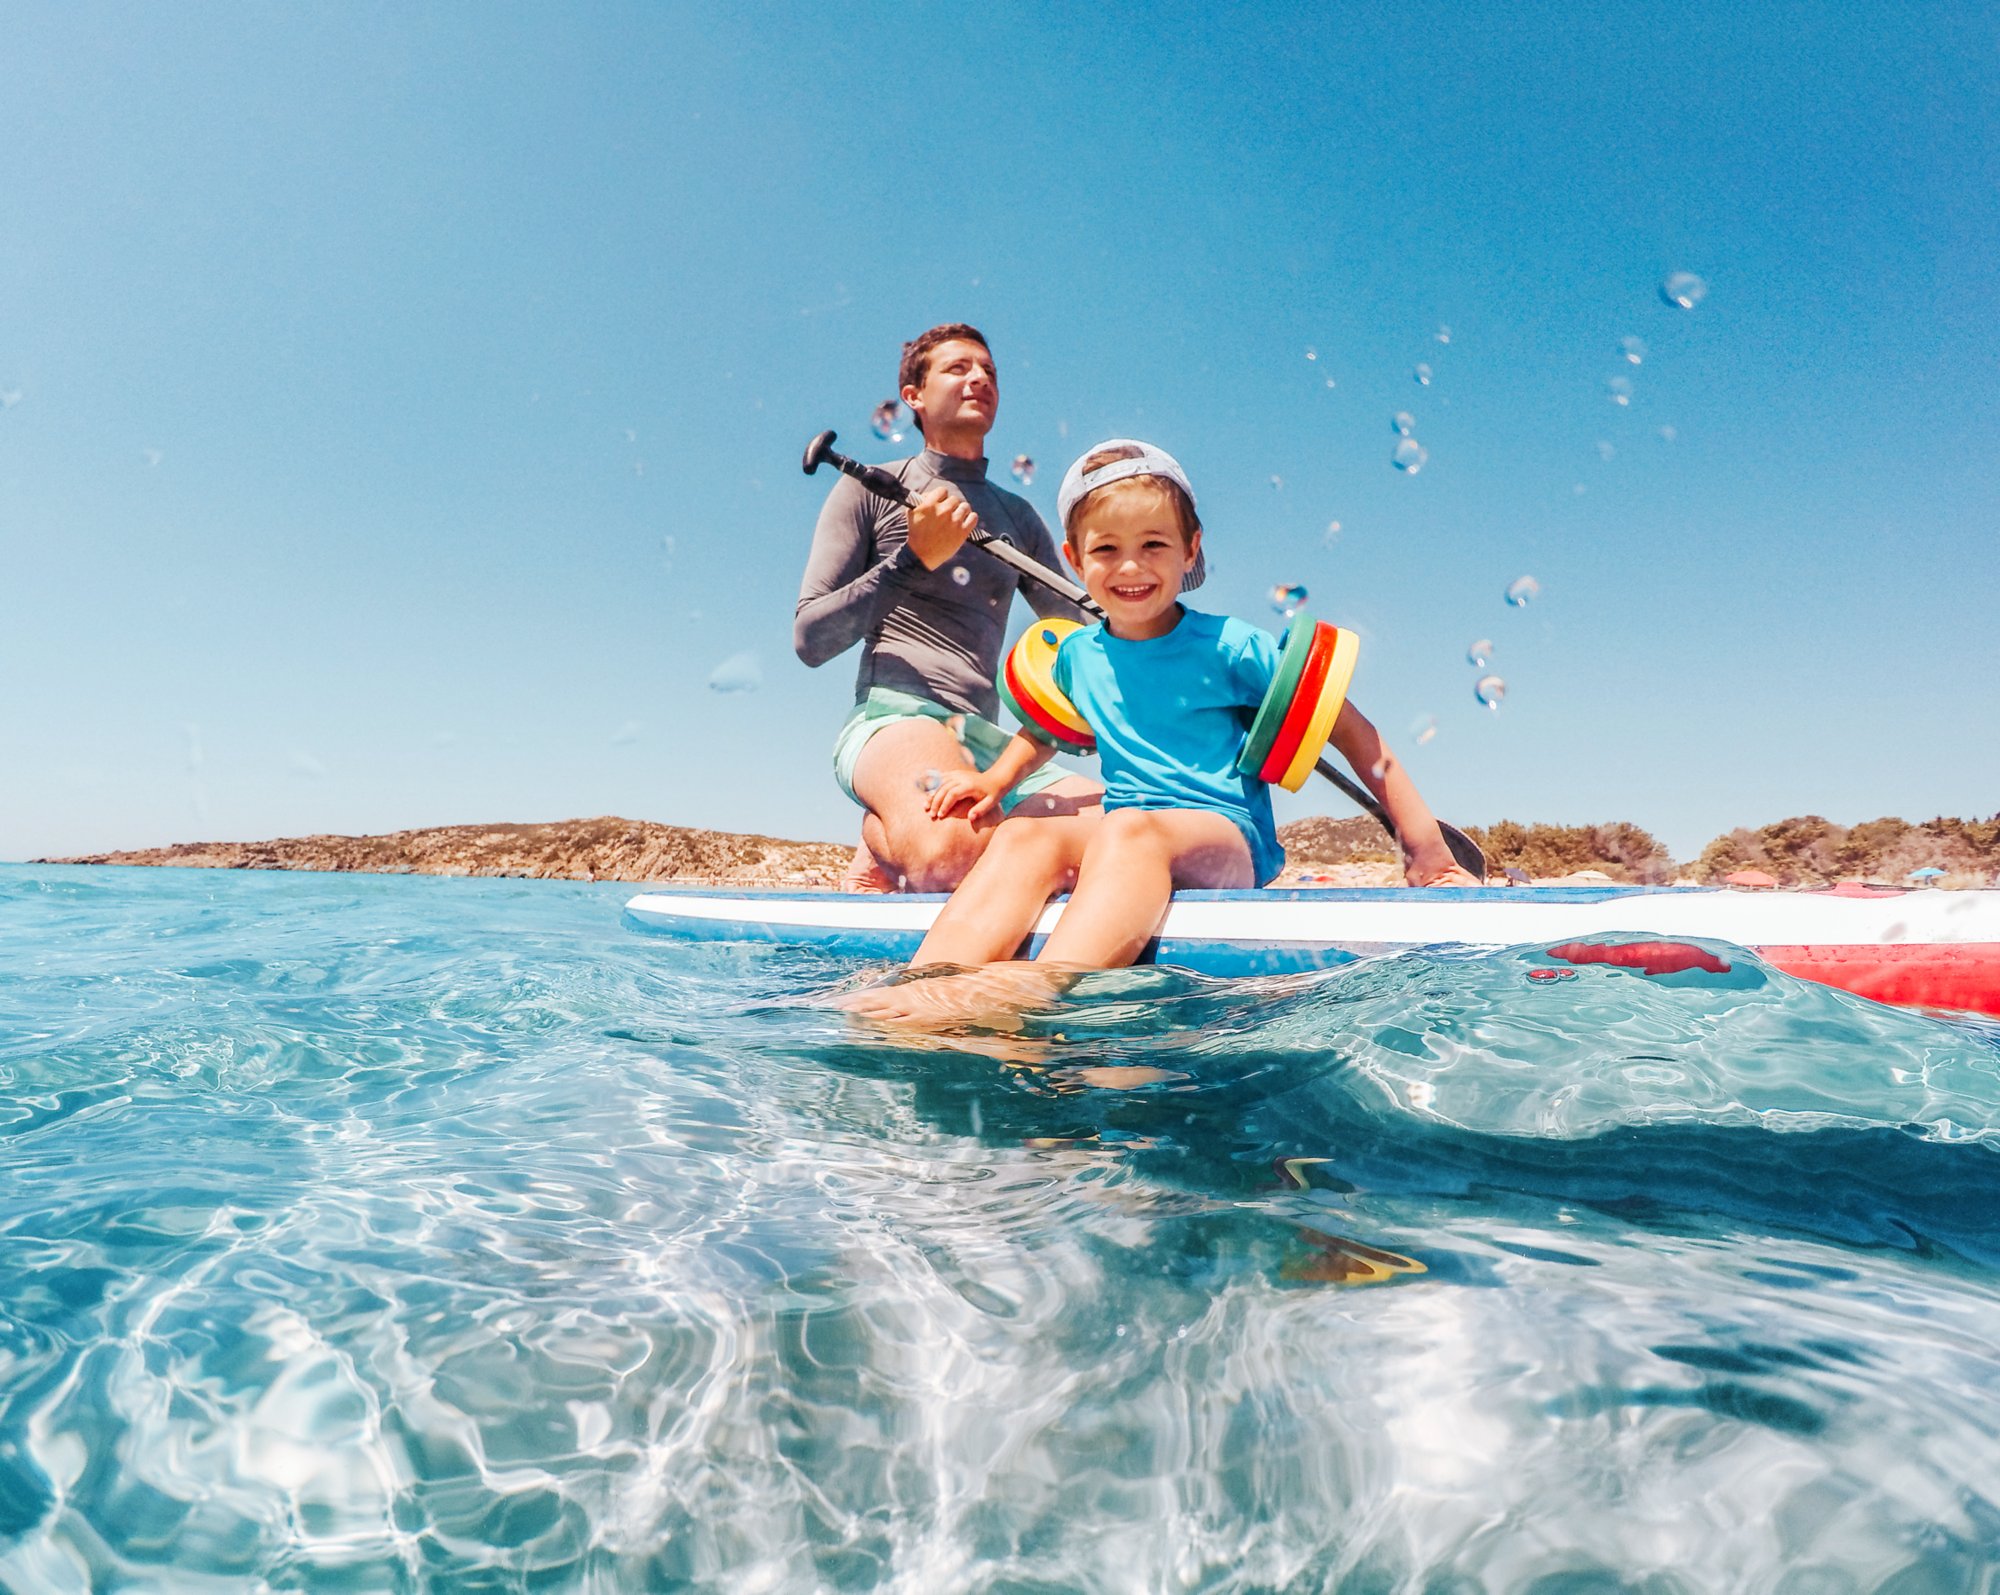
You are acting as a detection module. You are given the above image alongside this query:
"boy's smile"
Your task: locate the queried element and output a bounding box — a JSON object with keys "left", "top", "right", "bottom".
{"left": 1065, "top": 487, "right": 1203, "bottom": 641}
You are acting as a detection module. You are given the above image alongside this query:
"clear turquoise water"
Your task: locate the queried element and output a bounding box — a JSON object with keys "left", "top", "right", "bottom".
{"left": 3, "top": 863, "right": 1999, "bottom": 1592}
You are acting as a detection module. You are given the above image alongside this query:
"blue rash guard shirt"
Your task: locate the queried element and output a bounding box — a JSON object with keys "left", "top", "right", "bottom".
{"left": 1051, "top": 608, "right": 1287, "bottom": 885}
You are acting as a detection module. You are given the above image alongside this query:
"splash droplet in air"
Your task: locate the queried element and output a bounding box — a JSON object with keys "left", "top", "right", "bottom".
{"left": 1392, "top": 439, "right": 1428, "bottom": 474}
{"left": 1410, "top": 714, "right": 1438, "bottom": 746}
{"left": 1474, "top": 674, "right": 1507, "bottom": 710}
{"left": 1011, "top": 454, "right": 1035, "bottom": 485}
{"left": 1467, "top": 638, "right": 1494, "bottom": 668}
{"left": 1414, "top": 363, "right": 1433, "bottom": 386}
{"left": 1270, "top": 582, "right": 1308, "bottom": 617}
{"left": 1661, "top": 271, "right": 1707, "bottom": 310}
{"left": 1269, "top": 475, "right": 1284, "bottom": 490}
{"left": 1596, "top": 440, "right": 1616, "bottom": 461}
{"left": 1392, "top": 411, "right": 1415, "bottom": 437}
{"left": 1620, "top": 335, "right": 1646, "bottom": 365}
{"left": 1659, "top": 425, "right": 1678, "bottom": 443}
{"left": 950, "top": 565, "right": 970, "bottom": 586}
{"left": 142, "top": 448, "right": 165, "bottom": 467}
{"left": 0, "top": 389, "right": 22, "bottom": 409}
{"left": 1505, "top": 575, "right": 1540, "bottom": 607}
{"left": 707, "top": 651, "right": 763, "bottom": 693}
{"left": 870, "top": 400, "right": 903, "bottom": 441}
{"left": 1305, "top": 348, "right": 1318, "bottom": 362}
{"left": 918, "top": 769, "right": 943, "bottom": 793}
{"left": 1323, "top": 520, "right": 1342, "bottom": 546}
{"left": 1435, "top": 326, "right": 1452, "bottom": 345}
{"left": 1607, "top": 376, "right": 1633, "bottom": 406}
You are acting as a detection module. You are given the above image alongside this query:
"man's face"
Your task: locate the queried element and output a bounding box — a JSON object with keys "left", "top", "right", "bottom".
{"left": 903, "top": 339, "right": 997, "bottom": 441}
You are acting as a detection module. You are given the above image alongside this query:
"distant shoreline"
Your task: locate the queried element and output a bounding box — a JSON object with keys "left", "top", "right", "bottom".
{"left": 36, "top": 810, "right": 1996, "bottom": 891}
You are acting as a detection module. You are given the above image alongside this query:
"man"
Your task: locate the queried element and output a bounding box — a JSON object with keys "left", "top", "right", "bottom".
{"left": 795, "top": 324, "right": 1101, "bottom": 892}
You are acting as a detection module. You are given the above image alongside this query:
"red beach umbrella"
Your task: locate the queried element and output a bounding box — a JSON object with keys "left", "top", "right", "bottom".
{"left": 1724, "top": 869, "right": 1779, "bottom": 889}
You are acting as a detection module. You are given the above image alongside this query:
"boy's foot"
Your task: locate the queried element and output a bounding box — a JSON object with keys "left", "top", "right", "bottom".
{"left": 838, "top": 961, "right": 1068, "bottom": 1031}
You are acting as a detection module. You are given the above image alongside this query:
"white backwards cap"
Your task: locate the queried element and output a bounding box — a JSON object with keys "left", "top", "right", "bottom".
{"left": 1054, "top": 439, "right": 1207, "bottom": 591}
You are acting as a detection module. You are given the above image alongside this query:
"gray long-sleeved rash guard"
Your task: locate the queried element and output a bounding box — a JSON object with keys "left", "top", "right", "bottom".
{"left": 794, "top": 450, "right": 1084, "bottom": 720}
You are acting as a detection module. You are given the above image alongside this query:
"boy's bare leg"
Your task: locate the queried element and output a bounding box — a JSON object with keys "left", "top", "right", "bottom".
{"left": 1037, "top": 808, "right": 1253, "bottom": 968}
{"left": 911, "top": 805, "right": 1101, "bottom": 967}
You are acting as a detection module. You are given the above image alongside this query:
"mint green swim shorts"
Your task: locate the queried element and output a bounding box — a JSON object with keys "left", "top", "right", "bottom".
{"left": 832, "top": 687, "right": 1082, "bottom": 816}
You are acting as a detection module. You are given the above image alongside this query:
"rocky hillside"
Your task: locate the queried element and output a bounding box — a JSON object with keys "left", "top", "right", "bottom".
{"left": 44, "top": 816, "right": 852, "bottom": 887}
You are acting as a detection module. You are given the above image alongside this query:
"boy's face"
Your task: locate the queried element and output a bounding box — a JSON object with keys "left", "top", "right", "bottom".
{"left": 902, "top": 339, "right": 997, "bottom": 442}
{"left": 1064, "top": 484, "right": 1201, "bottom": 641}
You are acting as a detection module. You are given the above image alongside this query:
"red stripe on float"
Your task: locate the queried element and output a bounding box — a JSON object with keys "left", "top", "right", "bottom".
{"left": 1755, "top": 943, "right": 2000, "bottom": 1017}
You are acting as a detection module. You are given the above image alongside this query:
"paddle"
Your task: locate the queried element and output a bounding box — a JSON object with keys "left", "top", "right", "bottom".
{"left": 802, "top": 429, "right": 1488, "bottom": 879}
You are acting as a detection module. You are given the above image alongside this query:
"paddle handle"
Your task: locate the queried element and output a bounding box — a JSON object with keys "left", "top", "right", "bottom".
{"left": 802, "top": 430, "right": 1484, "bottom": 878}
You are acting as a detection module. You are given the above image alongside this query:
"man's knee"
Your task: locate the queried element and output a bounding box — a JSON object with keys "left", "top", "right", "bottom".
{"left": 879, "top": 816, "right": 988, "bottom": 892}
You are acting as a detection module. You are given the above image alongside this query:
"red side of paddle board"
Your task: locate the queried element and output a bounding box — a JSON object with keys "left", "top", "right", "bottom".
{"left": 1756, "top": 944, "right": 2000, "bottom": 1017}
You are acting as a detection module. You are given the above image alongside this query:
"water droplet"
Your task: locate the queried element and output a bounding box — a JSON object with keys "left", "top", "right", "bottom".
{"left": 1658, "top": 424, "right": 1678, "bottom": 443}
{"left": 1323, "top": 377, "right": 1336, "bottom": 389}
{"left": 1408, "top": 1080, "right": 1436, "bottom": 1109}
{"left": 142, "top": 447, "right": 164, "bottom": 467}
{"left": 1323, "top": 520, "right": 1342, "bottom": 546}
{"left": 1269, "top": 474, "right": 1283, "bottom": 490}
{"left": 1115, "top": 1324, "right": 1127, "bottom": 1337}
{"left": 1392, "top": 439, "right": 1428, "bottom": 474}
{"left": 1370, "top": 758, "right": 1388, "bottom": 780}
{"left": 949, "top": 565, "right": 971, "bottom": 587}
{"left": 871, "top": 400, "right": 902, "bottom": 440}
{"left": 0, "top": 388, "right": 22, "bottom": 409}
{"left": 1414, "top": 363, "right": 1433, "bottom": 386}
{"left": 1474, "top": 674, "right": 1507, "bottom": 709}
{"left": 1505, "top": 575, "right": 1540, "bottom": 607}
{"left": 1661, "top": 271, "right": 1707, "bottom": 310}
{"left": 1596, "top": 440, "right": 1616, "bottom": 461}
{"left": 1607, "top": 375, "right": 1633, "bottom": 406}
{"left": 1270, "top": 582, "right": 1308, "bottom": 616}
{"left": 707, "top": 651, "right": 763, "bottom": 693}
{"left": 1392, "top": 411, "right": 1416, "bottom": 437}
{"left": 1620, "top": 335, "right": 1646, "bottom": 365}
{"left": 1305, "top": 348, "right": 1318, "bottom": 361}
{"left": 1467, "top": 638, "right": 1493, "bottom": 667}
{"left": 1011, "top": 454, "right": 1035, "bottom": 485}
{"left": 1409, "top": 713, "right": 1438, "bottom": 746}
{"left": 1435, "top": 325, "right": 1452, "bottom": 345}
{"left": 918, "top": 768, "right": 943, "bottom": 792}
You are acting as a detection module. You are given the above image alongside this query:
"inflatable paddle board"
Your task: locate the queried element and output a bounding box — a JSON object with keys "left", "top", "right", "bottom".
{"left": 625, "top": 884, "right": 2000, "bottom": 1018}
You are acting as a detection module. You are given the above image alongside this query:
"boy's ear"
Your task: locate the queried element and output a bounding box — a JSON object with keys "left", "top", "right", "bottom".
{"left": 1061, "top": 539, "right": 1081, "bottom": 575}
{"left": 1185, "top": 526, "right": 1203, "bottom": 572}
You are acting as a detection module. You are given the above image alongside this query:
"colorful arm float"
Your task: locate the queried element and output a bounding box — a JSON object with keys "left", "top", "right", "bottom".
{"left": 996, "top": 619, "right": 1097, "bottom": 752}
{"left": 1234, "top": 613, "right": 1360, "bottom": 792}
{"left": 997, "top": 613, "right": 1358, "bottom": 792}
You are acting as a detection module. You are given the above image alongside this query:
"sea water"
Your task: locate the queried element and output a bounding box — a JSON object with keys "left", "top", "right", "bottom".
{"left": 3, "top": 865, "right": 1998, "bottom": 1592}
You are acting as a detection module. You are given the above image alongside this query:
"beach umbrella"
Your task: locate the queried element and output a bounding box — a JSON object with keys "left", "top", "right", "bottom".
{"left": 1503, "top": 867, "right": 1530, "bottom": 885}
{"left": 1725, "top": 869, "right": 1779, "bottom": 889}
{"left": 1907, "top": 866, "right": 1946, "bottom": 884}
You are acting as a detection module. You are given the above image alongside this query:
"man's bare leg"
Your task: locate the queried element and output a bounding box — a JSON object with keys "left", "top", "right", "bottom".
{"left": 850, "top": 718, "right": 1098, "bottom": 892}
{"left": 838, "top": 841, "right": 896, "bottom": 894}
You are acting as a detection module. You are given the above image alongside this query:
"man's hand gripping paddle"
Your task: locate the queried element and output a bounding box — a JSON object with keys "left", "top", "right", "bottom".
{"left": 802, "top": 429, "right": 1487, "bottom": 879}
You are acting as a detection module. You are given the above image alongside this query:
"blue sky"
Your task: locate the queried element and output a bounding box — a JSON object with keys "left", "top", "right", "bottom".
{"left": 5, "top": 2, "right": 1995, "bottom": 864}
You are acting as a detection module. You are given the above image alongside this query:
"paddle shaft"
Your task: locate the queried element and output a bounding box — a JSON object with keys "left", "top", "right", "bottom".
{"left": 801, "top": 432, "right": 1485, "bottom": 876}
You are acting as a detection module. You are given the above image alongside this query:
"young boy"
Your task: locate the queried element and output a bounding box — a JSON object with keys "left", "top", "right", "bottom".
{"left": 855, "top": 440, "right": 1476, "bottom": 1007}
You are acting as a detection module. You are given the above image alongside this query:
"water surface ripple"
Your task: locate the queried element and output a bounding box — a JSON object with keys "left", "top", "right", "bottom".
{"left": 2, "top": 865, "right": 1997, "bottom": 1591}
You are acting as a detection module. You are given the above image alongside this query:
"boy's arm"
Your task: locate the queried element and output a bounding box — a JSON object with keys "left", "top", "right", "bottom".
{"left": 925, "top": 732, "right": 1057, "bottom": 824}
{"left": 1327, "top": 702, "right": 1482, "bottom": 887}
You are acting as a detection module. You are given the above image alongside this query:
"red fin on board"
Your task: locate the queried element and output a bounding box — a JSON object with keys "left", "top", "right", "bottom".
{"left": 1545, "top": 940, "right": 1732, "bottom": 977}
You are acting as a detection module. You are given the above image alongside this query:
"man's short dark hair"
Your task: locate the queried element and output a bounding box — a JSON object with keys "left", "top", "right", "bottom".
{"left": 898, "top": 324, "right": 992, "bottom": 420}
